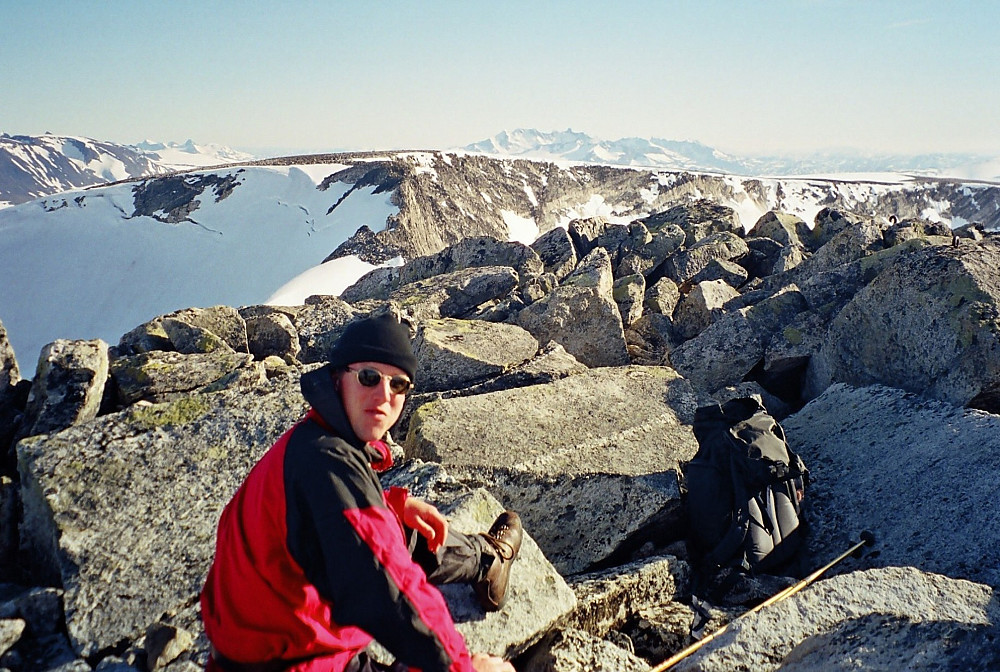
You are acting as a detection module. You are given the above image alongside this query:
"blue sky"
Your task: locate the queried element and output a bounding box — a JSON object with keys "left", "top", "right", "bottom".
{"left": 2, "top": 0, "right": 997, "bottom": 157}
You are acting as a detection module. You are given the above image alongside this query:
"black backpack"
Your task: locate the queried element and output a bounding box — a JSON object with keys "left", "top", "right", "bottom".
{"left": 684, "top": 397, "right": 809, "bottom": 573}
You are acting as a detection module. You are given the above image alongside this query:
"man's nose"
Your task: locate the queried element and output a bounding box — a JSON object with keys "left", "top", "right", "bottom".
{"left": 372, "top": 376, "right": 394, "bottom": 401}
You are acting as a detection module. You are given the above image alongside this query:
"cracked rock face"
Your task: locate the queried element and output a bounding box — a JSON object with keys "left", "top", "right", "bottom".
{"left": 16, "top": 374, "right": 310, "bottom": 657}
{"left": 323, "top": 153, "right": 1000, "bottom": 264}
{"left": 806, "top": 239, "right": 1000, "bottom": 410}
{"left": 404, "top": 365, "right": 699, "bottom": 574}
{"left": 20, "top": 339, "right": 108, "bottom": 439}
{"left": 411, "top": 318, "right": 539, "bottom": 393}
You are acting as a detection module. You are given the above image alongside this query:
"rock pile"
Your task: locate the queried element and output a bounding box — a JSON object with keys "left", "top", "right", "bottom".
{"left": 1, "top": 201, "right": 999, "bottom": 671}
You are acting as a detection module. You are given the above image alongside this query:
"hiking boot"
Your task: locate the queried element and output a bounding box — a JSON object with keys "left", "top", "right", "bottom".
{"left": 474, "top": 511, "right": 522, "bottom": 611}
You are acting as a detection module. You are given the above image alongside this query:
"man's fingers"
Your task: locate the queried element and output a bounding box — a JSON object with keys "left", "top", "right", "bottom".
{"left": 430, "top": 514, "right": 448, "bottom": 541}
{"left": 422, "top": 515, "right": 448, "bottom": 552}
{"left": 404, "top": 498, "right": 450, "bottom": 552}
{"left": 413, "top": 517, "right": 435, "bottom": 539}
{"left": 471, "top": 653, "right": 515, "bottom": 671}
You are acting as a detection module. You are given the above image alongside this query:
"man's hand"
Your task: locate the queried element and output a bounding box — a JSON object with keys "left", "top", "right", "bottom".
{"left": 471, "top": 653, "right": 515, "bottom": 671}
{"left": 402, "top": 496, "right": 448, "bottom": 553}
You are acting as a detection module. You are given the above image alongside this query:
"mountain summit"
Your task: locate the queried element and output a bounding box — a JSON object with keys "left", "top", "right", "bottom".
{"left": 0, "top": 133, "right": 254, "bottom": 207}
{"left": 463, "top": 128, "right": 745, "bottom": 173}
{"left": 133, "top": 138, "right": 255, "bottom": 169}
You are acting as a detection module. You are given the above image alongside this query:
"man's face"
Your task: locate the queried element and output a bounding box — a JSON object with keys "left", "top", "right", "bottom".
{"left": 338, "top": 361, "right": 410, "bottom": 443}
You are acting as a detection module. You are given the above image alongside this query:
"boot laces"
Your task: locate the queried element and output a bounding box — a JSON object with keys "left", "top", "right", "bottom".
{"left": 482, "top": 525, "right": 516, "bottom": 561}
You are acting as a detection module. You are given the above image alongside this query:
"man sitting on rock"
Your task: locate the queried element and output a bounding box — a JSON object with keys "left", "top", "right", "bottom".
{"left": 201, "top": 313, "right": 520, "bottom": 672}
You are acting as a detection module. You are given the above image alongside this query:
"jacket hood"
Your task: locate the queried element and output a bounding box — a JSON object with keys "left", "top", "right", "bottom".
{"left": 300, "top": 364, "right": 364, "bottom": 449}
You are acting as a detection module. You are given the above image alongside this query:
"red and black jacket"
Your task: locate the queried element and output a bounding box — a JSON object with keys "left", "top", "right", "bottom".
{"left": 201, "top": 365, "right": 474, "bottom": 671}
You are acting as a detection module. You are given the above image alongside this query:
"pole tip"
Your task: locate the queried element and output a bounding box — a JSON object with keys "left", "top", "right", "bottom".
{"left": 851, "top": 531, "right": 876, "bottom": 558}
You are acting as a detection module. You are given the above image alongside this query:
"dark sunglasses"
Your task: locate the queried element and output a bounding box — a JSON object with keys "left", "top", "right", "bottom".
{"left": 346, "top": 367, "right": 414, "bottom": 395}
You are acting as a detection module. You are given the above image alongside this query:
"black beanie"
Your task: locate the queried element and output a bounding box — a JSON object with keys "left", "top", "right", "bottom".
{"left": 326, "top": 314, "right": 417, "bottom": 381}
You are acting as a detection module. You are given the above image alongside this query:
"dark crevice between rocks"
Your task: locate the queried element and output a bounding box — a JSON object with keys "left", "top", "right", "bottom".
{"left": 1, "top": 380, "right": 31, "bottom": 474}
{"left": 968, "top": 385, "right": 1000, "bottom": 415}
{"left": 97, "top": 374, "right": 121, "bottom": 418}
{"left": 0, "top": 484, "right": 22, "bottom": 584}
{"left": 509, "top": 629, "right": 559, "bottom": 670}
{"left": 744, "top": 358, "right": 809, "bottom": 413}
{"left": 1, "top": 380, "right": 30, "bottom": 584}
{"left": 86, "top": 637, "right": 134, "bottom": 670}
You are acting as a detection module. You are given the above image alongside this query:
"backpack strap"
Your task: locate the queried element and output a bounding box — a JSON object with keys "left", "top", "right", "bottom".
{"left": 703, "top": 507, "right": 751, "bottom": 570}
{"left": 702, "top": 448, "right": 754, "bottom": 570}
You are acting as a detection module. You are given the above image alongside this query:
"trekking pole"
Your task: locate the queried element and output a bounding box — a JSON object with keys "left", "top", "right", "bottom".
{"left": 650, "top": 531, "right": 876, "bottom": 672}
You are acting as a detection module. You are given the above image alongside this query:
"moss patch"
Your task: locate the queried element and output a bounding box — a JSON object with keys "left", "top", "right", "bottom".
{"left": 114, "top": 356, "right": 174, "bottom": 386}
{"left": 193, "top": 443, "right": 229, "bottom": 461}
{"left": 128, "top": 395, "right": 213, "bottom": 430}
{"left": 196, "top": 330, "right": 228, "bottom": 352}
{"left": 783, "top": 326, "right": 804, "bottom": 346}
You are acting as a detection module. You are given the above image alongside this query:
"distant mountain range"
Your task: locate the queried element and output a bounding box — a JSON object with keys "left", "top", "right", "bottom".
{"left": 0, "top": 133, "right": 254, "bottom": 206}
{"left": 463, "top": 129, "right": 1000, "bottom": 182}
{"left": 132, "top": 138, "right": 255, "bottom": 169}
{"left": 3, "top": 129, "right": 999, "bottom": 210}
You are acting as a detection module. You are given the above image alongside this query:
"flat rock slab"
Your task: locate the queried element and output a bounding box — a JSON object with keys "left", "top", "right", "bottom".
{"left": 110, "top": 350, "right": 254, "bottom": 404}
{"left": 782, "top": 383, "right": 1000, "bottom": 589}
{"left": 673, "top": 567, "right": 999, "bottom": 672}
{"left": 16, "top": 374, "right": 309, "bottom": 656}
{"left": 412, "top": 318, "right": 539, "bottom": 393}
{"left": 389, "top": 265, "right": 519, "bottom": 320}
{"left": 405, "top": 366, "right": 699, "bottom": 574}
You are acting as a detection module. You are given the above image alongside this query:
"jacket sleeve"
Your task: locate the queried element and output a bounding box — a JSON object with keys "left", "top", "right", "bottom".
{"left": 385, "top": 485, "right": 409, "bottom": 523}
{"left": 285, "top": 433, "right": 472, "bottom": 672}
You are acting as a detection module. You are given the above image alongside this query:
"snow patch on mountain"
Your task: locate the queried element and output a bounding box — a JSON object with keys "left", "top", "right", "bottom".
{"left": 0, "top": 163, "right": 394, "bottom": 362}
{"left": 266, "top": 254, "right": 405, "bottom": 306}
{"left": 3, "top": 150, "right": 997, "bottom": 370}
{"left": 501, "top": 210, "right": 538, "bottom": 244}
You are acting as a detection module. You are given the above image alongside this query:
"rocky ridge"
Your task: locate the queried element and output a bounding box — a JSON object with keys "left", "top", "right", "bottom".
{"left": 1, "top": 198, "right": 999, "bottom": 669}
{"left": 4, "top": 149, "right": 1000, "bottom": 366}
{"left": 35, "top": 150, "right": 998, "bottom": 263}
{"left": 324, "top": 153, "right": 1000, "bottom": 260}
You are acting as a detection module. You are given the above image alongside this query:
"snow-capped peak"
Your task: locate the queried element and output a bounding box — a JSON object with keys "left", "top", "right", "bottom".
{"left": 0, "top": 133, "right": 257, "bottom": 207}
{"left": 135, "top": 139, "right": 255, "bottom": 170}
{"left": 463, "top": 129, "right": 1000, "bottom": 182}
